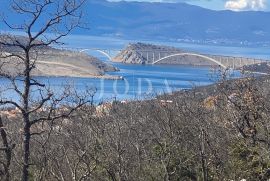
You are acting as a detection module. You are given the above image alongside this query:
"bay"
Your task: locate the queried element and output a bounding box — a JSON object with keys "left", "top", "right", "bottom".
{"left": 2, "top": 35, "right": 269, "bottom": 102}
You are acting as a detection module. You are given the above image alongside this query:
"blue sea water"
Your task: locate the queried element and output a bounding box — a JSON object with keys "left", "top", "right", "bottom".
{"left": 1, "top": 35, "right": 269, "bottom": 102}
{"left": 1, "top": 63, "right": 238, "bottom": 102}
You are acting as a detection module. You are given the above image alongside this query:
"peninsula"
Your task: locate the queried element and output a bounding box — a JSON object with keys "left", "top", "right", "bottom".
{"left": 0, "top": 35, "right": 120, "bottom": 79}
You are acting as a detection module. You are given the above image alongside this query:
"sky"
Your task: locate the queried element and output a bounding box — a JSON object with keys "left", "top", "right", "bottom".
{"left": 108, "top": 0, "right": 269, "bottom": 11}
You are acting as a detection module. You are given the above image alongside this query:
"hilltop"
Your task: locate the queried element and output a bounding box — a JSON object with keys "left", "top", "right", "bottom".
{"left": 113, "top": 43, "right": 183, "bottom": 64}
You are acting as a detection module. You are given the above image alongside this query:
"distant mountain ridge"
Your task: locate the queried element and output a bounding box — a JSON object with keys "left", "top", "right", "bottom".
{"left": 83, "top": 0, "right": 270, "bottom": 45}
{"left": 1, "top": 0, "right": 270, "bottom": 45}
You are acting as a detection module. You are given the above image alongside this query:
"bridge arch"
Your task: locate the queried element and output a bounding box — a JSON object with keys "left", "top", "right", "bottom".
{"left": 79, "top": 49, "right": 112, "bottom": 61}
{"left": 152, "top": 53, "right": 227, "bottom": 69}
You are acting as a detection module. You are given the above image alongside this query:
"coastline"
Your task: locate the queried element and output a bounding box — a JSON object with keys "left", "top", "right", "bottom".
{"left": 242, "top": 71, "right": 269, "bottom": 75}
{"left": 31, "top": 73, "right": 124, "bottom": 80}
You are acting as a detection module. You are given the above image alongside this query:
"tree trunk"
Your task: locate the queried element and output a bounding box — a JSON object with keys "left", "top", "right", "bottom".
{"left": 200, "top": 129, "right": 208, "bottom": 181}
{"left": 22, "top": 121, "right": 31, "bottom": 181}
{"left": 22, "top": 51, "right": 31, "bottom": 181}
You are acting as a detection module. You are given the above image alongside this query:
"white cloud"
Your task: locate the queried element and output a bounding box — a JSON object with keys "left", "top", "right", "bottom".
{"left": 225, "top": 0, "right": 267, "bottom": 11}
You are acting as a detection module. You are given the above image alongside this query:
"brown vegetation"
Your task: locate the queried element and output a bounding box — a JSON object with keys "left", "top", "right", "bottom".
{"left": 0, "top": 75, "right": 269, "bottom": 180}
{"left": 0, "top": 1, "right": 270, "bottom": 180}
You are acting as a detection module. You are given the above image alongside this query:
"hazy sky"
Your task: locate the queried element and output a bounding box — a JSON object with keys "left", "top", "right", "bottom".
{"left": 108, "top": 0, "right": 269, "bottom": 11}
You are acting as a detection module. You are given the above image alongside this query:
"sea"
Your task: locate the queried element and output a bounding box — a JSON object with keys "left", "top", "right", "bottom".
{"left": 2, "top": 35, "right": 270, "bottom": 102}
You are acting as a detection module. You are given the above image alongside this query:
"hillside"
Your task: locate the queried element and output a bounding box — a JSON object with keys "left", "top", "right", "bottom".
{"left": 86, "top": 1, "right": 270, "bottom": 45}
{"left": 0, "top": 35, "right": 119, "bottom": 79}
{"left": 1, "top": 1, "right": 270, "bottom": 46}
{"left": 3, "top": 74, "right": 270, "bottom": 180}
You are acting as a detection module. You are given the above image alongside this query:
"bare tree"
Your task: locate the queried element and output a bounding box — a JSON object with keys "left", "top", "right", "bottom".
{"left": 0, "top": 0, "right": 87, "bottom": 180}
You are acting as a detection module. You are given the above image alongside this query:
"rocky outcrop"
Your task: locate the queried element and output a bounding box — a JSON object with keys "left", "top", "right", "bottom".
{"left": 113, "top": 43, "right": 183, "bottom": 64}
{"left": 113, "top": 42, "right": 219, "bottom": 66}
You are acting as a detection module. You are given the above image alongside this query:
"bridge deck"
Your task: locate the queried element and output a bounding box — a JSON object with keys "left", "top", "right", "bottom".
{"left": 61, "top": 47, "right": 268, "bottom": 69}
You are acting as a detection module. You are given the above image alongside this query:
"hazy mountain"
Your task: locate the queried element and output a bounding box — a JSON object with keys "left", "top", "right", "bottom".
{"left": 88, "top": 1, "right": 270, "bottom": 43}
{"left": 1, "top": 0, "right": 270, "bottom": 45}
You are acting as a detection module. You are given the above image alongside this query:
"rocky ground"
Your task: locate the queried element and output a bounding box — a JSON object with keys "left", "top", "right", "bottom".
{"left": 113, "top": 43, "right": 187, "bottom": 64}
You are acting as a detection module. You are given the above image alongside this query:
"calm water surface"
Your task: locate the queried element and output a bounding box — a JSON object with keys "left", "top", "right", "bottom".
{"left": 13, "top": 63, "right": 241, "bottom": 102}
{"left": 2, "top": 35, "right": 269, "bottom": 102}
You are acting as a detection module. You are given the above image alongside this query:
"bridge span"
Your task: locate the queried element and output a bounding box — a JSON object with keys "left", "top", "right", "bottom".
{"left": 59, "top": 47, "right": 120, "bottom": 61}
{"left": 152, "top": 53, "right": 227, "bottom": 68}
{"left": 132, "top": 50, "right": 267, "bottom": 69}
{"left": 79, "top": 49, "right": 113, "bottom": 60}
{"left": 59, "top": 47, "right": 267, "bottom": 69}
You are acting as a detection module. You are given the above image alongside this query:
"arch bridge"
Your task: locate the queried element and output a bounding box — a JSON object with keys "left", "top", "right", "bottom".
{"left": 138, "top": 50, "right": 264, "bottom": 69}
{"left": 79, "top": 49, "right": 113, "bottom": 61}
{"left": 152, "top": 53, "right": 227, "bottom": 69}
{"left": 60, "top": 47, "right": 120, "bottom": 61}
{"left": 59, "top": 47, "right": 265, "bottom": 69}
